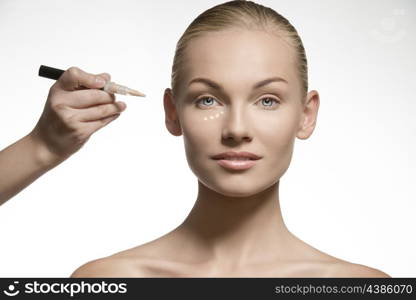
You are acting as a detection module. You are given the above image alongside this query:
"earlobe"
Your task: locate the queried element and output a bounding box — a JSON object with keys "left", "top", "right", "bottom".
{"left": 163, "top": 88, "right": 182, "bottom": 136}
{"left": 296, "top": 90, "right": 320, "bottom": 140}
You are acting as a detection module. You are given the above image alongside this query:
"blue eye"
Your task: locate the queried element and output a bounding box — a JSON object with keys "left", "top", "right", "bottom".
{"left": 259, "top": 97, "right": 280, "bottom": 110}
{"left": 196, "top": 96, "right": 217, "bottom": 108}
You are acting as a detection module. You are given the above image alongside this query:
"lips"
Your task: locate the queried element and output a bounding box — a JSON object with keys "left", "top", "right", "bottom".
{"left": 211, "top": 151, "right": 262, "bottom": 160}
{"left": 211, "top": 151, "right": 262, "bottom": 171}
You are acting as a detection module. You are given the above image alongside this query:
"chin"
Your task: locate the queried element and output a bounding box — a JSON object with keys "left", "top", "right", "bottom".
{"left": 205, "top": 178, "right": 270, "bottom": 198}
{"left": 191, "top": 161, "right": 279, "bottom": 198}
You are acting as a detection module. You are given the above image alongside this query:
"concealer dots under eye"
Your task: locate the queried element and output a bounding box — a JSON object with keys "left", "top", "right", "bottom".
{"left": 203, "top": 110, "right": 224, "bottom": 121}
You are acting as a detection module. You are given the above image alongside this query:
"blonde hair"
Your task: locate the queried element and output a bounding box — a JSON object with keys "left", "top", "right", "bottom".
{"left": 170, "top": 0, "right": 308, "bottom": 101}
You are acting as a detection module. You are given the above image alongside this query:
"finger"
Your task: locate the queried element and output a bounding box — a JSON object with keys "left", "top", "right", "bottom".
{"left": 76, "top": 101, "right": 126, "bottom": 122}
{"left": 86, "top": 113, "right": 121, "bottom": 135}
{"left": 110, "top": 92, "right": 116, "bottom": 103}
{"left": 96, "top": 72, "right": 111, "bottom": 82}
{"left": 58, "top": 66, "right": 109, "bottom": 91}
{"left": 67, "top": 88, "right": 116, "bottom": 109}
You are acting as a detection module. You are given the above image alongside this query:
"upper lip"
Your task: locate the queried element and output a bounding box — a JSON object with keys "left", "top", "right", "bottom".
{"left": 211, "top": 151, "right": 262, "bottom": 160}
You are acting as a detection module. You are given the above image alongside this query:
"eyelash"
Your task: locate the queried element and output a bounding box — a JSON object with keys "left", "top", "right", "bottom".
{"left": 195, "top": 96, "right": 280, "bottom": 110}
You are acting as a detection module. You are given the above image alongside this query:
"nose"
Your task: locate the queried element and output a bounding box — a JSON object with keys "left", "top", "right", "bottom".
{"left": 221, "top": 105, "right": 252, "bottom": 143}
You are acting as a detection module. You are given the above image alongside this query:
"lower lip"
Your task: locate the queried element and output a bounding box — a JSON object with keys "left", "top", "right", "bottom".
{"left": 214, "top": 159, "right": 258, "bottom": 170}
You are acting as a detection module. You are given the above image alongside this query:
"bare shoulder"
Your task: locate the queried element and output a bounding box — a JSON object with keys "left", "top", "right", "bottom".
{"left": 70, "top": 241, "right": 165, "bottom": 278}
{"left": 291, "top": 238, "right": 391, "bottom": 278}
{"left": 70, "top": 230, "right": 182, "bottom": 278}
{"left": 70, "top": 255, "right": 147, "bottom": 278}
{"left": 329, "top": 262, "right": 391, "bottom": 278}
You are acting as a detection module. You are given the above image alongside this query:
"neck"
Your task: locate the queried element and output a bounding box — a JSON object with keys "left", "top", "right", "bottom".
{"left": 177, "top": 180, "right": 294, "bottom": 268}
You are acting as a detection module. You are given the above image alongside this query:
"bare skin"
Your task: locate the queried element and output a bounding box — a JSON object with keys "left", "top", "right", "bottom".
{"left": 0, "top": 67, "right": 126, "bottom": 205}
{"left": 71, "top": 29, "right": 390, "bottom": 277}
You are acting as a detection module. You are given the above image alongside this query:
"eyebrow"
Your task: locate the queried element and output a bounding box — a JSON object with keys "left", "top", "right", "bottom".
{"left": 188, "top": 76, "right": 288, "bottom": 91}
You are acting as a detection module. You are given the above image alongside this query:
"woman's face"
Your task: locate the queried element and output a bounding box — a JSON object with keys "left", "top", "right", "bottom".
{"left": 165, "top": 28, "right": 318, "bottom": 197}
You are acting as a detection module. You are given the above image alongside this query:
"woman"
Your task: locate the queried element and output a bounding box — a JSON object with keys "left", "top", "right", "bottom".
{"left": 71, "top": 0, "right": 390, "bottom": 277}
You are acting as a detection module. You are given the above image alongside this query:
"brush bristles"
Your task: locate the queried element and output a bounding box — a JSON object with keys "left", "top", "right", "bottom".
{"left": 127, "top": 88, "right": 146, "bottom": 97}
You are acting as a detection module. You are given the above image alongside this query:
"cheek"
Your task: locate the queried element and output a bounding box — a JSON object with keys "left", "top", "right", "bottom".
{"left": 256, "top": 105, "right": 298, "bottom": 135}
{"left": 181, "top": 111, "right": 220, "bottom": 159}
{"left": 181, "top": 105, "right": 225, "bottom": 135}
{"left": 261, "top": 113, "right": 299, "bottom": 178}
{"left": 254, "top": 109, "right": 299, "bottom": 169}
{"left": 259, "top": 115, "right": 297, "bottom": 146}
{"left": 180, "top": 108, "right": 228, "bottom": 181}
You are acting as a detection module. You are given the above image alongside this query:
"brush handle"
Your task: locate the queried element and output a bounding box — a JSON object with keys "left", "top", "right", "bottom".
{"left": 38, "top": 65, "right": 65, "bottom": 80}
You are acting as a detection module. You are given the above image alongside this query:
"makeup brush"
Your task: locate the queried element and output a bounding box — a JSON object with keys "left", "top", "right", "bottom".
{"left": 38, "top": 65, "right": 146, "bottom": 97}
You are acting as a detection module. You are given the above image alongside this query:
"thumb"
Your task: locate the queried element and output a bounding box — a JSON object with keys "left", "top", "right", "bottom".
{"left": 58, "top": 66, "right": 109, "bottom": 91}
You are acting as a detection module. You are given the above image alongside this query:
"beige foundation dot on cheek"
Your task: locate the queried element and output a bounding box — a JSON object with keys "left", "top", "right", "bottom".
{"left": 202, "top": 110, "right": 225, "bottom": 121}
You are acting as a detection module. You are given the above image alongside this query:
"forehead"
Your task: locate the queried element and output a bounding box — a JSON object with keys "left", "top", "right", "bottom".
{"left": 182, "top": 29, "right": 297, "bottom": 85}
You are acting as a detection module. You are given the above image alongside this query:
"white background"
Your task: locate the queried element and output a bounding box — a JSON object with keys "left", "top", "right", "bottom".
{"left": 0, "top": 0, "right": 414, "bottom": 277}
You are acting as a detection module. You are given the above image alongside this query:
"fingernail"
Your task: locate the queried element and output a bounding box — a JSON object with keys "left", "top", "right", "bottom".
{"left": 96, "top": 77, "right": 106, "bottom": 85}
{"left": 117, "top": 102, "right": 126, "bottom": 111}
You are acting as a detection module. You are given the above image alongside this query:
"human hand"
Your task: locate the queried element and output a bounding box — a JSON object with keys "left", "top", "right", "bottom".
{"left": 29, "top": 66, "right": 126, "bottom": 166}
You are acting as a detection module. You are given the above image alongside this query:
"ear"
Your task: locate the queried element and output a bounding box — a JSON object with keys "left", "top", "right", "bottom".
{"left": 296, "top": 90, "right": 320, "bottom": 140}
{"left": 163, "top": 88, "right": 182, "bottom": 136}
